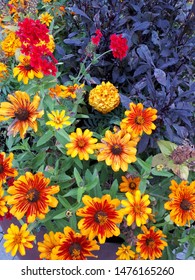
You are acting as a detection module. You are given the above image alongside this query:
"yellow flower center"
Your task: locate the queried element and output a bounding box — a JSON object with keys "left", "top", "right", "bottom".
{"left": 0, "top": 164, "right": 4, "bottom": 173}
{"left": 14, "top": 233, "right": 22, "bottom": 244}
{"left": 69, "top": 243, "right": 81, "bottom": 259}
{"left": 26, "top": 188, "right": 40, "bottom": 202}
{"left": 95, "top": 211, "right": 107, "bottom": 225}
{"left": 180, "top": 199, "right": 192, "bottom": 211}
{"left": 54, "top": 116, "right": 62, "bottom": 124}
{"left": 129, "top": 182, "right": 137, "bottom": 190}
{"left": 135, "top": 116, "right": 144, "bottom": 125}
{"left": 111, "top": 144, "right": 123, "bottom": 155}
{"left": 15, "top": 108, "right": 29, "bottom": 121}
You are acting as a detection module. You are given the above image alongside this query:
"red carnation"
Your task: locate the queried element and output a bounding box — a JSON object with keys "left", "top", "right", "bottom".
{"left": 91, "top": 29, "right": 103, "bottom": 46}
{"left": 109, "top": 33, "right": 128, "bottom": 60}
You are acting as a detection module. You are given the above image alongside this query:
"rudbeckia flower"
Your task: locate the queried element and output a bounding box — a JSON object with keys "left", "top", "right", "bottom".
{"left": 0, "top": 152, "right": 18, "bottom": 184}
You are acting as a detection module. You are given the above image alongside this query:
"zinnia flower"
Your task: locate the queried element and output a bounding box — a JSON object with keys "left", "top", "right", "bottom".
{"left": 1, "top": 31, "right": 21, "bottom": 57}
{"left": 97, "top": 129, "right": 137, "bottom": 172}
{"left": 6, "top": 172, "right": 60, "bottom": 223}
{"left": 121, "top": 190, "right": 152, "bottom": 227}
{"left": 136, "top": 226, "right": 168, "bottom": 260}
{"left": 46, "top": 110, "right": 71, "bottom": 129}
{"left": 120, "top": 103, "right": 158, "bottom": 137}
{"left": 76, "top": 194, "right": 124, "bottom": 244}
{"left": 116, "top": 244, "right": 135, "bottom": 260}
{"left": 119, "top": 175, "right": 141, "bottom": 193}
{"left": 13, "top": 55, "right": 44, "bottom": 84}
{"left": 59, "top": 84, "right": 85, "bottom": 99}
{"left": 3, "top": 223, "right": 35, "bottom": 256}
{"left": 0, "top": 91, "right": 44, "bottom": 139}
{"left": 0, "top": 152, "right": 18, "bottom": 184}
{"left": 0, "top": 185, "right": 8, "bottom": 217}
{"left": 164, "top": 180, "right": 195, "bottom": 226}
{"left": 38, "top": 231, "right": 65, "bottom": 260}
{"left": 89, "top": 81, "right": 120, "bottom": 114}
{"left": 39, "top": 12, "right": 54, "bottom": 26}
{"left": 65, "top": 128, "right": 98, "bottom": 160}
{"left": 109, "top": 33, "right": 128, "bottom": 60}
{"left": 51, "top": 226, "right": 100, "bottom": 260}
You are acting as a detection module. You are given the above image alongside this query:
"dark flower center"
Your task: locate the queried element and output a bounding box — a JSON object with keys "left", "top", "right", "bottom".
{"left": 15, "top": 108, "right": 30, "bottom": 121}
{"left": 77, "top": 139, "right": 86, "bottom": 148}
{"left": 0, "top": 164, "right": 4, "bottom": 173}
{"left": 180, "top": 199, "right": 191, "bottom": 211}
{"left": 26, "top": 188, "right": 40, "bottom": 202}
{"left": 146, "top": 237, "right": 155, "bottom": 248}
{"left": 111, "top": 144, "right": 123, "bottom": 155}
{"left": 129, "top": 182, "right": 137, "bottom": 190}
{"left": 135, "top": 116, "right": 144, "bottom": 125}
{"left": 69, "top": 243, "right": 81, "bottom": 258}
{"left": 95, "top": 210, "right": 107, "bottom": 225}
{"left": 24, "top": 65, "right": 33, "bottom": 71}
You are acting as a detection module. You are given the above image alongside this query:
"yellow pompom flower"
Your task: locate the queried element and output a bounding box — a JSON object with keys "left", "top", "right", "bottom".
{"left": 116, "top": 244, "right": 135, "bottom": 260}
{"left": 89, "top": 81, "right": 120, "bottom": 114}
{"left": 46, "top": 110, "right": 71, "bottom": 129}
{"left": 1, "top": 31, "right": 21, "bottom": 57}
{"left": 40, "top": 12, "right": 54, "bottom": 26}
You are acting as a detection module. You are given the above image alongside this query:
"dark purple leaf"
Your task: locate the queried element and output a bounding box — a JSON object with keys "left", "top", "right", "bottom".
{"left": 71, "top": 5, "right": 92, "bottom": 21}
{"left": 133, "top": 21, "right": 150, "bottom": 31}
{"left": 136, "top": 44, "right": 154, "bottom": 66}
{"left": 63, "top": 38, "right": 82, "bottom": 46}
{"left": 154, "top": 68, "right": 167, "bottom": 86}
{"left": 119, "top": 93, "right": 130, "bottom": 109}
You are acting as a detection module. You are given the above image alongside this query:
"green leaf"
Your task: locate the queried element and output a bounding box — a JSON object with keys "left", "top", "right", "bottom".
{"left": 55, "top": 129, "right": 70, "bottom": 145}
{"left": 151, "top": 168, "right": 173, "bottom": 178}
{"left": 136, "top": 157, "right": 152, "bottom": 174}
{"left": 109, "top": 179, "right": 119, "bottom": 198}
{"left": 32, "top": 151, "right": 46, "bottom": 169}
{"left": 157, "top": 140, "right": 177, "bottom": 156}
{"left": 74, "top": 167, "right": 84, "bottom": 187}
{"left": 37, "top": 130, "right": 53, "bottom": 146}
{"left": 77, "top": 187, "right": 85, "bottom": 203}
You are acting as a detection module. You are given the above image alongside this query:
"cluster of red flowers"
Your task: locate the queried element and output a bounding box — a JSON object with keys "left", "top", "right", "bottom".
{"left": 109, "top": 33, "right": 128, "bottom": 60}
{"left": 91, "top": 29, "right": 103, "bottom": 46}
{"left": 16, "top": 18, "right": 57, "bottom": 76}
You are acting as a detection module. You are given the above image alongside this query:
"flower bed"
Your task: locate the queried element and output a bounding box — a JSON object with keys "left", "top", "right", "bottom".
{"left": 0, "top": 0, "right": 195, "bottom": 260}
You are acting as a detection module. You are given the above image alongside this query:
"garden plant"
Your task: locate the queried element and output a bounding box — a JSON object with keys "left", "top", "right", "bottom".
{"left": 0, "top": 0, "right": 195, "bottom": 260}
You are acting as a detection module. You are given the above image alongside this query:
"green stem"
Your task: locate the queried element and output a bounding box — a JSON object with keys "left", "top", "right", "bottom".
{"left": 148, "top": 192, "right": 168, "bottom": 201}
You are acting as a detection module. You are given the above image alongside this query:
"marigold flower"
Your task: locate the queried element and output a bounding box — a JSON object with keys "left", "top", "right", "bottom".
{"left": 0, "top": 62, "right": 8, "bottom": 81}
{"left": 97, "top": 129, "right": 137, "bottom": 172}
{"left": 38, "top": 231, "right": 64, "bottom": 260}
{"left": 76, "top": 194, "right": 124, "bottom": 244}
{"left": 119, "top": 175, "right": 141, "bottom": 193}
{"left": 1, "top": 31, "right": 21, "bottom": 57}
{"left": 0, "top": 185, "right": 8, "bottom": 217}
{"left": 3, "top": 223, "right": 36, "bottom": 257}
{"left": 109, "top": 33, "right": 128, "bottom": 60}
{"left": 121, "top": 190, "right": 152, "bottom": 227}
{"left": 136, "top": 226, "right": 168, "bottom": 260}
{"left": 164, "top": 180, "right": 195, "bottom": 226}
{"left": 89, "top": 81, "right": 120, "bottom": 114}
{"left": 46, "top": 110, "right": 71, "bottom": 129}
{"left": 0, "top": 91, "right": 44, "bottom": 139}
{"left": 13, "top": 55, "right": 44, "bottom": 84}
{"left": 51, "top": 226, "right": 100, "bottom": 260}
{"left": 120, "top": 103, "right": 158, "bottom": 137}
{"left": 40, "top": 12, "right": 54, "bottom": 26}
{"left": 116, "top": 244, "right": 135, "bottom": 260}
{"left": 0, "top": 152, "right": 18, "bottom": 184}
{"left": 65, "top": 128, "right": 98, "bottom": 160}
{"left": 6, "top": 171, "right": 60, "bottom": 223}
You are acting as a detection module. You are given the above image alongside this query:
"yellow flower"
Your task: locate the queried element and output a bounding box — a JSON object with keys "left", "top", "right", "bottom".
{"left": 0, "top": 62, "right": 8, "bottom": 81}
{"left": 89, "top": 81, "right": 120, "bottom": 114}
{"left": 59, "top": 84, "right": 85, "bottom": 99}
{"left": 40, "top": 12, "right": 54, "bottom": 26}
{"left": 46, "top": 110, "right": 71, "bottom": 129}
{"left": 119, "top": 175, "right": 141, "bottom": 193}
{"left": 13, "top": 55, "right": 44, "bottom": 84}
{"left": 3, "top": 223, "right": 36, "bottom": 257}
{"left": 65, "top": 128, "right": 98, "bottom": 160}
{"left": 121, "top": 190, "right": 152, "bottom": 227}
{"left": 1, "top": 31, "right": 21, "bottom": 57}
{"left": 97, "top": 129, "right": 137, "bottom": 172}
{"left": 116, "top": 244, "right": 135, "bottom": 260}
{"left": 0, "top": 185, "right": 8, "bottom": 217}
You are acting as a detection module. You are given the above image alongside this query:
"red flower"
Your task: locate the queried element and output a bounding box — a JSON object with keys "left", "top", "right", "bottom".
{"left": 17, "top": 18, "right": 50, "bottom": 47}
{"left": 91, "top": 29, "right": 103, "bottom": 46}
{"left": 109, "top": 34, "right": 128, "bottom": 60}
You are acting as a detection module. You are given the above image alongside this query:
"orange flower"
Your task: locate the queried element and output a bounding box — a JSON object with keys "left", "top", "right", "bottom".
{"left": 0, "top": 152, "right": 18, "bottom": 184}
{"left": 120, "top": 103, "right": 157, "bottom": 137}
{"left": 0, "top": 91, "right": 44, "bottom": 138}
{"left": 136, "top": 226, "right": 167, "bottom": 260}
{"left": 76, "top": 194, "right": 123, "bottom": 244}
{"left": 119, "top": 175, "right": 140, "bottom": 193}
{"left": 6, "top": 172, "right": 60, "bottom": 223}
{"left": 116, "top": 244, "right": 135, "bottom": 260}
{"left": 51, "top": 226, "right": 100, "bottom": 260}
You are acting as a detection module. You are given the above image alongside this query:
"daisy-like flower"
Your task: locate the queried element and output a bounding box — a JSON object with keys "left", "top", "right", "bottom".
{"left": 109, "top": 33, "right": 128, "bottom": 60}
{"left": 13, "top": 55, "right": 44, "bottom": 84}
{"left": 116, "top": 244, "right": 135, "bottom": 260}
{"left": 46, "top": 110, "right": 71, "bottom": 129}
{"left": 51, "top": 226, "right": 100, "bottom": 260}
{"left": 76, "top": 194, "right": 124, "bottom": 244}
{"left": 6, "top": 172, "right": 60, "bottom": 223}
{"left": 164, "top": 180, "right": 195, "bottom": 226}
{"left": 136, "top": 226, "right": 168, "bottom": 260}
{"left": 97, "top": 129, "right": 137, "bottom": 172}
{"left": 121, "top": 190, "right": 152, "bottom": 227}
{"left": 59, "top": 84, "right": 85, "bottom": 99}
{"left": 119, "top": 175, "right": 141, "bottom": 193}
{"left": 40, "top": 12, "right": 54, "bottom": 26}
{"left": 120, "top": 103, "right": 158, "bottom": 137}
{"left": 89, "top": 81, "right": 120, "bottom": 114}
{"left": 3, "top": 223, "right": 35, "bottom": 256}
{"left": 0, "top": 152, "right": 18, "bottom": 184}
{"left": 0, "top": 184, "right": 8, "bottom": 217}
{"left": 38, "top": 231, "right": 65, "bottom": 260}
{"left": 65, "top": 128, "right": 98, "bottom": 160}
{"left": 0, "top": 91, "right": 44, "bottom": 139}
